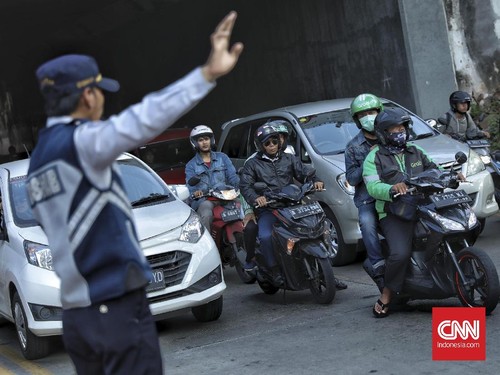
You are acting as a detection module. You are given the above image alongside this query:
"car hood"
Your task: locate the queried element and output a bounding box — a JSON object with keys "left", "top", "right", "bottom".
{"left": 17, "top": 199, "right": 191, "bottom": 244}
{"left": 320, "top": 134, "right": 469, "bottom": 172}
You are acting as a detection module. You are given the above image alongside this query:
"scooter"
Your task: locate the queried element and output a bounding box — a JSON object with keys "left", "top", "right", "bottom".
{"left": 364, "top": 152, "right": 500, "bottom": 314}
{"left": 253, "top": 178, "right": 337, "bottom": 304}
{"left": 188, "top": 177, "right": 256, "bottom": 284}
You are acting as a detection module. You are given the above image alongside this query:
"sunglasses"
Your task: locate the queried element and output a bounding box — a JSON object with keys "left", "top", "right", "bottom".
{"left": 264, "top": 138, "right": 279, "bottom": 147}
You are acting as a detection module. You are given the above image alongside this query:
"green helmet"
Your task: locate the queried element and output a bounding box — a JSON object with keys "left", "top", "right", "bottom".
{"left": 350, "top": 93, "right": 384, "bottom": 132}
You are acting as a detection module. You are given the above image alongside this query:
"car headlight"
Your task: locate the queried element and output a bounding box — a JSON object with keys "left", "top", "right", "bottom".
{"left": 179, "top": 210, "right": 205, "bottom": 243}
{"left": 466, "top": 149, "right": 486, "bottom": 176}
{"left": 336, "top": 173, "right": 355, "bottom": 195}
{"left": 24, "top": 241, "right": 53, "bottom": 271}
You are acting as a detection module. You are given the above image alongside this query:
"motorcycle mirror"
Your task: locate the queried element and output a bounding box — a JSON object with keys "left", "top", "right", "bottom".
{"left": 454, "top": 152, "right": 468, "bottom": 165}
{"left": 187, "top": 176, "right": 201, "bottom": 186}
{"left": 254, "top": 182, "right": 268, "bottom": 192}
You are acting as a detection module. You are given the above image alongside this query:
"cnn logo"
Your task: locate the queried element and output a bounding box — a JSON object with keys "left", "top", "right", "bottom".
{"left": 432, "top": 307, "right": 485, "bottom": 361}
{"left": 437, "top": 320, "right": 480, "bottom": 340}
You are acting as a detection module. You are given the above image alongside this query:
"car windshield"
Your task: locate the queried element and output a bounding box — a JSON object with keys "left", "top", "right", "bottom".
{"left": 298, "top": 103, "right": 437, "bottom": 155}
{"left": 137, "top": 138, "right": 193, "bottom": 172}
{"left": 9, "top": 157, "right": 172, "bottom": 227}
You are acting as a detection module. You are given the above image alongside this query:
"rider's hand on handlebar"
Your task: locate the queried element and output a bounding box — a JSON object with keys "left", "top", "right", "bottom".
{"left": 193, "top": 190, "right": 204, "bottom": 198}
{"left": 255, "top": 196, "right": 267, "bottom": 208}
{"left": 314, "top": 181, "right": 324, "bottom": 191}
{"left": 391, "top": 182, "right": 408, "bottom": 196}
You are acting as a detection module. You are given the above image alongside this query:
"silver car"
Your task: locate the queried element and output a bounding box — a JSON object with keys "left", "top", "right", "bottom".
{"left": 217, "top": 98, "right": 499, "bottom": 265}
{"left": 0, "top": 154, "right": 225, "bottom": 359}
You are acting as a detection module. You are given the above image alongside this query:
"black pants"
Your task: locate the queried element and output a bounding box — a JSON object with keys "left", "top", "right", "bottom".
{"left": 243, "top": 219, "right": 258, "bottom": 262}
{"left": 62, "top": 289, "right": 163, "bottom": 375}
{"left": 379, "top": 213, "right": 415, "bottom": 293}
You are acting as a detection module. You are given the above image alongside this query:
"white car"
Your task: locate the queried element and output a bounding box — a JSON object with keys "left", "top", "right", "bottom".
{"left": 0, "top": 154, "right": 225, "bottom": 359}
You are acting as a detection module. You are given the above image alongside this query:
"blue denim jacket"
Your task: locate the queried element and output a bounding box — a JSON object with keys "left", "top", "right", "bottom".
{"left": 345, "top": 131, "right": 376, "bottom": 208}
{"left": 185, "top": 151, "right": 239, "bottom": 210}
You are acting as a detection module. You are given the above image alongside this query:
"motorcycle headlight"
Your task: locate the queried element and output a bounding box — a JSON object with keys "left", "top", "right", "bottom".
{"left": 466, "top": 149, "right": 486, "bottom": 176}
{"left": 428, "top": 211, "right": 465, "bottom": 231}
{"left": 467, "top": 210, "right": 478, "bottom": 229}
{"left": 336, "top": 173, "right": 355, "bottom": 195}
{"left": 24, "top": 241, "right": 53, "bottom": 271}
{"left": 480, "top": 154, "right": 491, "bottom": 165}
{"left": 179, "top": 210, "right": 205, "bottom": 243}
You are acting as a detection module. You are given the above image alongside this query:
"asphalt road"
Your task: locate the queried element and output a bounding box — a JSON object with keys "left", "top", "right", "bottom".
{"left": 2, "top": 213, "right": 500, "bottom": 374}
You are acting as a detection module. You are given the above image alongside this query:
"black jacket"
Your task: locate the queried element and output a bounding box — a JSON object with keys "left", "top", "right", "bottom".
{"left": 240, "top": 151, "right": 318, "bottom": 207}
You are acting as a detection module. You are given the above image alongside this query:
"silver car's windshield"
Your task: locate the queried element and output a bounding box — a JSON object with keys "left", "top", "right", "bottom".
{"left": 299, "top": 103, "right": 437, "bottom": 155}
{"left": 9, "top": 158, "right": 172, "bottom": 227}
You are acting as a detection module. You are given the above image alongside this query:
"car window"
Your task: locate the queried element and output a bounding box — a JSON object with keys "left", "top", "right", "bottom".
{"left": 137, "top": 138, "right": 194, "bottom": 173}
{"left": 9, "top": 158, "right": 173, "bottom": 227}
{"left": 298, "top": 110, "right": 359, "bottom": 155}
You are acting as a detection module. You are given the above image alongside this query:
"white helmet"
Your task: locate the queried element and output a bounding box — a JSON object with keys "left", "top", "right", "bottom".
{"left": 189, "top": 125, "right": 215, "bottom": 151}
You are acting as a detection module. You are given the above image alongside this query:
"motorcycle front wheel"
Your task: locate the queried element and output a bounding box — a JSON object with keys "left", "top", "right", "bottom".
{"left": 454, "top": 247, "right": 500, "bottom": 315}
{"left": 306, "top": 257, "right": 336, "bottom": 304}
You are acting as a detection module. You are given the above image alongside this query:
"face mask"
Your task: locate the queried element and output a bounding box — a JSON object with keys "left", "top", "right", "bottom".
{"left": 387, "top": 131, "right": 407, "bottom": 147}
{"left": 359, "top": 114, "right": 377, "bottom": 132}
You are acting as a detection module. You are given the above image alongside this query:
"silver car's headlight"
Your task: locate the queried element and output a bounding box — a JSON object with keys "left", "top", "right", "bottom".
{"left": 336, "top": 173, "right": 355, "bottom": 195}
{"left": 466, "top": 149, "right": 486, "bottom": 176}
{"left": 24, "top": 241, "right": 53, "bottom": 271}
{"left": 179, "top": 210, "right": 205, "bottom": 243}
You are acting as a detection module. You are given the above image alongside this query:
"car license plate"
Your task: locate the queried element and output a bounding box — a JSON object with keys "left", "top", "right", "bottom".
{"left": 430, "top": 189, "right": 471, "bottom": 208}
{"left": 289, "top": 202, "right": 323, "bottom": 219}
{"left": 221, "top": 208, "right": 241, "bottom": 222}
{"left": 146, "top": 269, "right": 166, "bottom": 292}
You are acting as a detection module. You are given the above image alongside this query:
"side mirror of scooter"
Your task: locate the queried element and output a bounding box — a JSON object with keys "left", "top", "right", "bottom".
{"left": 425, "top": 119, "right": 438, "bottom": 128}
{"left": 454, "top": 151, "right": 467, "bottom": 165}
{"left": 254, "top": 182, "right": 268, "bottom": 193}
{"left": 187, "top": 176, "right": 201, "bottom": 186}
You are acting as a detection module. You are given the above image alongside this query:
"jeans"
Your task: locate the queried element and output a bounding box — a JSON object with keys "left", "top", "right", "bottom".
{"left": 197, "top": 200, "right": 218, "bottom": 230}
{"left": 358, "top": 202, "right": 384, "bottom": 267}
{"left": 257, "top": 210, "right": 278, "bottom": 268}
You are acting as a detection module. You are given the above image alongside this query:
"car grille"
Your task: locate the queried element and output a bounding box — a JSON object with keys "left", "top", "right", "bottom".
{"left": 146, "top": 251, "right": 191, "bottom": 288}
{"left": 439, "top": 161, "right": 462, "bottom": 173}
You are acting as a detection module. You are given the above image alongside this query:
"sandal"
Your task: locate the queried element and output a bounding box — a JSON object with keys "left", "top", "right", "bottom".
{"left": 372, "top": 299, "right": 390, "bottom": 318}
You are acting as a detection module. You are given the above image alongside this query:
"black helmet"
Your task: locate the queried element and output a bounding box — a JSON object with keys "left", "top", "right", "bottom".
{"left": 449, "top": 91, "right": 471, "bottom": 113}
{"left": 189, "top": 125, "right": 215, "bottom": 151}
{"left": 254, "top": 123, "right": 280, "bottom": 152}
{"left": 374, "top": 108, "right": 412, "bottom": 146}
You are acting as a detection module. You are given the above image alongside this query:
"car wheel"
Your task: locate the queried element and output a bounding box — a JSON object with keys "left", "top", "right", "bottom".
{"left": 323, "top": 207, "right": 357, "bottom": 266}
{"left": 12, "top": 292, "right": 51, "bottom": 360}
{"left": 192, "top": 296, "right": 223, "bottom": 322}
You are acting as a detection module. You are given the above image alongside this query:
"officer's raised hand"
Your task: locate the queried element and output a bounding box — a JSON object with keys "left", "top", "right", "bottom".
{"left": 202, "top": 11, "right": 244, "bottom": 82}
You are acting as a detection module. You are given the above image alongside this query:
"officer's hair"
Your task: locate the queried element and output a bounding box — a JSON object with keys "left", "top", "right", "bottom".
{"left": 43, "top": 91, "right": 82, "bottom": 117}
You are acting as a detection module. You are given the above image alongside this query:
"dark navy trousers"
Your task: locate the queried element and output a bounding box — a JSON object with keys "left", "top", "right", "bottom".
{"left": 62, "top": 289, "right": 163, "bottom": 375}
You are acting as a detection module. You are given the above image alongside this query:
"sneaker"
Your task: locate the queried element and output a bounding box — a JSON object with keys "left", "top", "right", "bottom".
{"left": 243, "top": 260, "right": 257, "bottom": 271}
{"left": 334, "top": 277, "right": 347, "bottom": 290}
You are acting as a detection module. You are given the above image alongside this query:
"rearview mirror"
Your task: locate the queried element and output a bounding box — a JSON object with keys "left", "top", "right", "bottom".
{"left": 455, "top": 151, "right": 467, "bottom": 165}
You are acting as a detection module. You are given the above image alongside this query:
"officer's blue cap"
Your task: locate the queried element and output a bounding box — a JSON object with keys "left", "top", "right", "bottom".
{"left": 36, "top": 54, "right": 120, "bottom": 99}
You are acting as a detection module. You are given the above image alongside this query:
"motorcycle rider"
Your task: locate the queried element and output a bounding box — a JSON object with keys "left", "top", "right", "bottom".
{"left": 345, "top": 94, "right": 385, "bottom": 290}
{"left": 437, "top": 91, "right": 490, "bottom": 141}
{"left": 362, "top": 108, "right": 440, "bottom": 318}
{"left": 240, "top": 122, "right": 324, "bottom": 286}
{"left": 185, "top": 125, "right": 239, "bottom": 230}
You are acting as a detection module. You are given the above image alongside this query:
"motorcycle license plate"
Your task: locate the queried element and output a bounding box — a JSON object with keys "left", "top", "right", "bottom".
{"left": 430, "top": 189, "right": 471, "bottom": 208}
{"left": 289, "top": 202, "right": 323, "bottom": 219}
{"left": 466, "top": 139, "right": 490, "bottom": 148}
{"left": 146, "top": 269, "right": 166, "bottom": 293}
{"left": 221, "top": 208, "right": 241, "bottom": 222}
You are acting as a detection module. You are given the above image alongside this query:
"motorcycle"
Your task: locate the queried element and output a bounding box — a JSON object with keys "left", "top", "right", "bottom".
{"left": 188, "top": 177, "right": 256, "bottom": 284}
{"left": 253, "top": 178, "right": 337, "bottom": 304}
{"left": 364, "top": 152, "right": 500, "bottom": 314}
